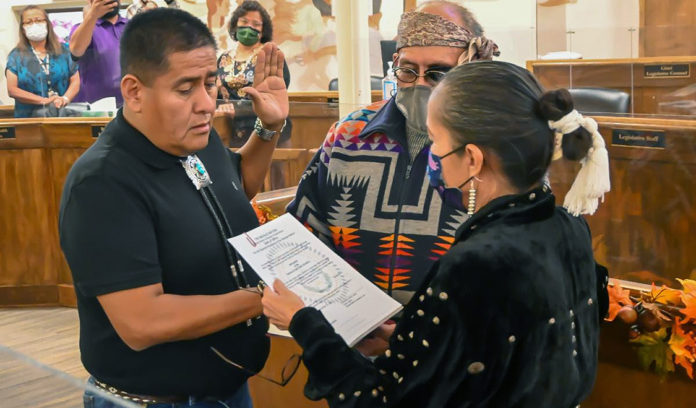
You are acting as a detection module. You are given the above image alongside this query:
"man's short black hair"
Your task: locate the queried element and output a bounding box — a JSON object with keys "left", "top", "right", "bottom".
{"left": 120, "top": 8, "right": 217, "bottom": 85}
{"left": 228, "top": 1, "right": 273, "bottom": 44}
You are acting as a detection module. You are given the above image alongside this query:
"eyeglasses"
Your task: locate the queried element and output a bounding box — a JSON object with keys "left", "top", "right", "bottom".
{"left": 239, "top": 17, "right": 263, "bottom": 30}
{"left": 393, "top": 66, "right": 451, "bottom": 85}
{"left": 211, "top": 346, "right": 301, "bottom": 387}
{"left": 22, "top": 18, "right": 46, "bottom": 26}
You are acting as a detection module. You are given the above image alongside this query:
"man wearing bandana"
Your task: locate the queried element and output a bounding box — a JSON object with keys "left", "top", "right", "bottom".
{"left": 288, "top": 1, "right": 499, "bottom": 309}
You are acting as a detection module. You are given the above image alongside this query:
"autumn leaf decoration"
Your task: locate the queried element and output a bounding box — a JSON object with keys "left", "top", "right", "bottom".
{"left": 607, "top": 278, "right": 696, "bottom": 379}
{"left": 251, "top": 200, "right": 279, "bottom": 225}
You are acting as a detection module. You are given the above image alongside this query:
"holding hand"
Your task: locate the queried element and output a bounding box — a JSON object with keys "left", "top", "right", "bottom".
{"left": 354, "top": 321, "right": 396, "bottom": 357}
{"left": 241, "top": 42, "right": 289, "bottom": 132}
{"left": 40, "top": 95, "right": 58, "bottom": 106}
{"left": 261, "top": 280, "right": 305, "bottom": 330}
{"left": 53, "top": 96, "right": 69, "bottom": 109}
{"left": 86, "top": 0, "right": 119, "bottom": 21}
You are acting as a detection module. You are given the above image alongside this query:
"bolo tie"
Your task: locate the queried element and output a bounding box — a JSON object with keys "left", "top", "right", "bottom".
{"left": 181, "top": 155, "right": 257, "bottom": 326}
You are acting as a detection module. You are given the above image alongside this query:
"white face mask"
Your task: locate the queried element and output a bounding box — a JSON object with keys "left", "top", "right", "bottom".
{"left": 24, "top": 23, "right": 48, "bottom": 42}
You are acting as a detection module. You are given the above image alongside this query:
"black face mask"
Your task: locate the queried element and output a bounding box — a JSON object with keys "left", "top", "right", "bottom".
{"left": 101, "top": 1, "right": 121, "bottom": 19}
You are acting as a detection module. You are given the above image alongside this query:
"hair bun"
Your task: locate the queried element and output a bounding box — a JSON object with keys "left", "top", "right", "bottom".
{"left": 540, "top": 89, "right": 592, "bottom": 162}
{"left": 538, "top": 88, "right": 574, "bottom": 122}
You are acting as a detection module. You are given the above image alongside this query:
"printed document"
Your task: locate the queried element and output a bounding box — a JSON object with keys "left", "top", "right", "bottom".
{"left": 229, "top": 214, "right": 403, "bottom": 346}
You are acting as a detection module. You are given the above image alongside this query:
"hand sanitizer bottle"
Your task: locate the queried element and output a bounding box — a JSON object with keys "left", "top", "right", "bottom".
{"left": 382, "top": 61, "right": 397, "bottom": 100}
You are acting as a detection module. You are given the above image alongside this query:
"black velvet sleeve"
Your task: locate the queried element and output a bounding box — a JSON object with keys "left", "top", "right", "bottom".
{"left": 288, "top": 253, "right": 519, "bottom": 407}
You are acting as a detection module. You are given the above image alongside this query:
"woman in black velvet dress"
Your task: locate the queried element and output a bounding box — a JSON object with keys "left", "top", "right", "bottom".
{"left": 261, "top": 61, "right": 610, "bottom": 408}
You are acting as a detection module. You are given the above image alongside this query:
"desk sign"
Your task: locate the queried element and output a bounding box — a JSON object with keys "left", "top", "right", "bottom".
{"left": 0, "top": 126, "right": 16, "bottom": 139}
{"left": 644, "top": 64, "right": 690, "bottom": 79}
{"left": 91, "top": 125, "right": 106, "bottom": 138}
{"left": 612, "top": 129, "right": 665, "bottom": 149}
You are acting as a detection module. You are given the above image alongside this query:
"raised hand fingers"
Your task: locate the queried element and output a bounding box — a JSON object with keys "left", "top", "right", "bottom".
{"left": 275, "top": 49, "right": 285, "bottom": 77}
{"left": 252, "top": 44, "right": 267, "bottom": 87}
{"left": 268, "top": 44, "right": 279, "bottom": 78}
{"left": 263, "top": 43, "right": 273, "bottom": 80}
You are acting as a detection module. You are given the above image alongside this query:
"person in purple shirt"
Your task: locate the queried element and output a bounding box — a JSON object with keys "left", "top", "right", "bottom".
{"left": 69, "top": 0, "right": 126, "bottom": 106}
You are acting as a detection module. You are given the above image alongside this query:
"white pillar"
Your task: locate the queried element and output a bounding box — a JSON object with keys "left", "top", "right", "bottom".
{"left": 334, "top": 0, "right": 371, "bottom": 118}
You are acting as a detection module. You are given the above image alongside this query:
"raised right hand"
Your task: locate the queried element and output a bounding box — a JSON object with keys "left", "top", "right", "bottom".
{"left": 86, "top": 0, "right": 119, "bottom": 21}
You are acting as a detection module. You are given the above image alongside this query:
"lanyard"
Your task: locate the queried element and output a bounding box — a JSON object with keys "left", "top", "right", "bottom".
{"left": 31, "top": 48, "right": 55, "bottom": 96}
{"left": 181, "top": 155, "right": 250, "bottom": 290}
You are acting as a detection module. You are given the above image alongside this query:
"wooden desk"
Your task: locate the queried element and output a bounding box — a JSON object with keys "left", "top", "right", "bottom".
{"left": 528, "top": 57, "right": 696, "bottom": 115}
{"left": 213, "top": 102, "right": 340, "bottom": 151}
{"left": 0, "top": 105, "right": 14, "bottom": 119}
{"left": 3, "top": 115, "right": 696, "bottom": 407}
{"left": 0, "top": 117, "right": 110, "bottom": 307}
{"left": 548, "top": 115, "right": 696, "bottom": 287}
{"left": 0, "top": 117, "right": 314, "bottom": 307}
{"left": 289, "top": 91, "right": 383, "bottom": 104}
{"left": 3, "top": 114, "right": 696, "bottom": 301}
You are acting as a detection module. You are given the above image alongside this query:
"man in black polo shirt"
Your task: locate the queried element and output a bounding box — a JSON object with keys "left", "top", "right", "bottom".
{"left": 59, "top": 8, "right": 288, "bottom": 407}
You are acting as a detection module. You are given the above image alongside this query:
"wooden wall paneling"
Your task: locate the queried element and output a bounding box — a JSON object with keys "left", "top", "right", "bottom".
{"left": 548, "top": 118, "right": 696, "bottom": 286}
{"left": 50, "top": 147, "right": 88, "bottom": 287}
{"left": 285, "top": 103, "right": 340, "bottom": 149}
{"left": 0, "top": 124, "right": 62, "bottom": 306}
{"left": 583, "top": 322, "right": 696, "bottom": 408}
{"left": 214, "top": 100, "right": 340, "bottom": 150}
{"left": 262, "top": 148, "right": 308, "bottom": 192}
{"left": 43, "top": 122, "right": 101, "bottom": 296}
{"left": 57, "top": 284, "right": 77, "bottom": 307}
{"left": 529, "top": 65, "right": 573, "bottom": 90}
{"left": 640, "top": 0, "right": 696, "bottom": 57}
{"left": 0, "top": 286, "right": 58, "bottom": 307}
{"left": 0, "top": 105, "right": 14, "bottom": 119}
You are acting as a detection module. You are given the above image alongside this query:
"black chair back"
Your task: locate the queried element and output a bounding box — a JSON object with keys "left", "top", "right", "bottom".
{"left": 328, "top": 76, "right": 384, "bottom": 91}
{"left": 568, "top": 87, "right": 630, "bottom": 114}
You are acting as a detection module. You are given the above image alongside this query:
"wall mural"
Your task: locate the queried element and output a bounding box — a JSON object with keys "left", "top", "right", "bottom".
{"left": 184, "top": 0, "right": 399, "bottom": 91}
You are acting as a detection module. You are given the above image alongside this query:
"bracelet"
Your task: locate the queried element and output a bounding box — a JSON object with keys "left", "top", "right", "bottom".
{"left": 61, "top": 96, "right": 70, "bottom": 103}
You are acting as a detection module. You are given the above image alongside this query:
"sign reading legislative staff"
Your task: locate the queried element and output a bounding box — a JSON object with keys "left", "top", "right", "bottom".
{"left": 0, "top": 126, "right": 16, "bottom": 139}
{"left": 229, "top": 214, "right": 403, "bottom": 346}
{"left": 91, "top": 125, "right": 106, "bottom": 138}
{"left": 612, "top": 129, "right": 665, "bottom": 149}
{"left": 644, "top": 64, "right": 690, "bottom": 79}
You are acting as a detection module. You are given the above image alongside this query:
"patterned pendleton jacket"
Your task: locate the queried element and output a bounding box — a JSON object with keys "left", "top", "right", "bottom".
{"left": 287, "top": 97, "right": 468, "bottom": 305}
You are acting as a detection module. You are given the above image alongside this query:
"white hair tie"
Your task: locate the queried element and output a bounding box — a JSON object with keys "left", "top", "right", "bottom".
{"left": 548, "top": 110, "right": 611, "bottom": 216}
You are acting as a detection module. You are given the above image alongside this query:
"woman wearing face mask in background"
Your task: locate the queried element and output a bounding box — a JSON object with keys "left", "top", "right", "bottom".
{"left": 262, "top": 61, "right": 611, "bottom": 407}
{"left": 217, "top": 0, "right": 291, "bottom": 146}
{"left": 5, "top": 5, "right": 79, "bottom": 118}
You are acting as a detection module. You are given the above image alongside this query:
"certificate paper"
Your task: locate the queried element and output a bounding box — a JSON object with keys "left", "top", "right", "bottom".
{"left": 229, "top": 213, "right": 403, "bottom": 346}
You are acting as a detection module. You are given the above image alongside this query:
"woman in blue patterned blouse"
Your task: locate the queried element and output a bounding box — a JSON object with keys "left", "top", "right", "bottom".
{"left": 5, "top": 5, "right": 80, "bottom": 118}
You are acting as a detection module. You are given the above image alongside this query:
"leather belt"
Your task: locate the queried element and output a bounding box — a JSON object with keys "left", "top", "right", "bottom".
{"left": 94, "top": 379, "right": 187, "bottom": 405}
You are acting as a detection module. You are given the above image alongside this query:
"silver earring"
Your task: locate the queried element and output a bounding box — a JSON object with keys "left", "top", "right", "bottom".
{"left": 467, "top": 179, "right": 477, "bottom": 215}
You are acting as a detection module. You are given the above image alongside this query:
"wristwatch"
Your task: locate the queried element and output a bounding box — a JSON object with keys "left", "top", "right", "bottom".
{"left": 253, "top": 118, "right": 286, "bottom": 141}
